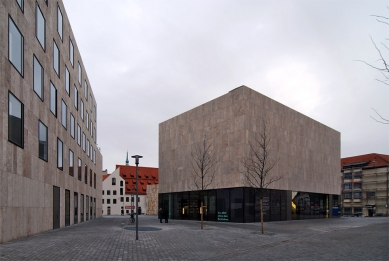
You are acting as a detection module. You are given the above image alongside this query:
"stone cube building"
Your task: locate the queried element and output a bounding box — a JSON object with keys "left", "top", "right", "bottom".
{"left": 159, "top": 86, "right": 341, "bottom": 222}
{"left": 1, "top": 0, "right": 102, "bottom": 243}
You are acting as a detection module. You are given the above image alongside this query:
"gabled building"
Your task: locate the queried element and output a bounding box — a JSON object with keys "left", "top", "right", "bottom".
{"left": 341, "top": 153, "right": 389, "bottom": 217}
{"left": 102, "top": 154, "right": 159, "bottom": 215}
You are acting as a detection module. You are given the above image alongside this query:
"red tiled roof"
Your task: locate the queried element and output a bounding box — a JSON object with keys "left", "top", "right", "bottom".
{"left": 115, "top": 165, "right": 159, "bottom": 195}
{"left": 102, "top": 174, "right": 111, "bottom": 181}
{"left": 341, "top": 153, "right": 389, "bottom": 169}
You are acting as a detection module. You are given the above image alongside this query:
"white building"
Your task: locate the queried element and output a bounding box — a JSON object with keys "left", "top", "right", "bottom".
{"left": 102, "top": 168, "right": 147, "bottom": 215}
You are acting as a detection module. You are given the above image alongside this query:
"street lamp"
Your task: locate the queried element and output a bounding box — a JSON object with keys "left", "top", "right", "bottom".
{"left": 131, "top": 155, "right": 143, "bottom": 240}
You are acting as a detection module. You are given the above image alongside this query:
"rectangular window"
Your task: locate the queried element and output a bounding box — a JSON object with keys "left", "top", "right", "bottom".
{"left": 9, "top": 16, "right": 24, "bottom": 75}
{"left": 343, "top": 172, "right": 352, "bottom": 180}
{"left": 80, "top": 100, "right": 84, "bottom": 120}
{"left": 107, "top": 190, "right": 111, "bottom": 195}
{"left": 86, "top": 111, "right": 89, "bottom": 129}
{"left": 33, "top": 55, "right": 44, "bottom": 100}
{"left": 74, "top": 85, "right": 78, "bottom": 109}
{"left": 90, "top": 145, "right": 93, "bottom": 161}
{"left": 94, "top": 106, "right": 97, "bottom": 121}
{"left": 112, "top": 178, "right": 116, "bottom": 186}
{"left": 90, "top": 121, "right": 93, "bottom": 137}
{"left": 354, "top": 171, "right": 362, "bottom": 178}
{"left": 16, "top": 0, "right": 24, "bottom": 11}
{"left": 354, "top": 183, "right": 362, "bottom": 189}
{"left": 90, "top": 169, "right": 92, "bottom": 187}
{"left": 90, "top": 95, "right": 93, "bottom": 111}
{"left": 77, "top": 124, "right": 81, "bottom": 146}
{"left": 343, "top": 193, "right": 352, "bottom": 199}
{"left": 107, "top": 199, "right": 110, "bottom": 204}
{"left": 94, "top": 173, "right": 96, "bottom": 189}
{"left": 94, "top": 128, "right": 96, "bottom": 143}
{"left": 84, "top": 81, "right": 88, "bottom": 99}
{"left": 82, "top": 132, "right": 86, "bottom": 151}
{"left": 113, "top": 199, "right": 117, "bottom": 204}
{"left": 57, "top": 138, "right": 63, "bottom": 170}
{"left": 86, "top": 139, "right": 90, "bottom": 157}
{"left": 113, "top": 190, "right": 117, "bottom": 195}
{"left": 78, "top": 158, "right": 82, "bottom": 181}
{"left": 53, "top": 40, "right": 59, "bottom": 76}
{"left": 8, "top": 92, "right": 24, "bottom": 148}
{"left": 50, "top": 82, "right": 57, "bottom": 116}
{"left": 344, "top": 183, "right": 351, "bottom": 189}
{"left": 78, "top": 62, "right": 82, "bottom": 84}
{"left": 69, "top": 38, "right": 74, "bottom": 66}
{"left": 353, "top": 192, "right": 362, "bottom": 198}
{"left": 367, "top": 192, "right": 376, "bottom": 198}
{"left": 126, "top": 197, "right": 129, "bottom": 202}
{"left": 102, "top": 199, "right": 104, "bottom": 204}
{"left": 38, "top": 121, "right": 48, "bottom": 161}
{"left": 93, "top": 149, "right": 96, "bottom": 164}
{"left": 70, "top": 113, "right": 75, "bottom": 138}
{"left": 120, "top": 197, "right": 124, "bottom": 202}
{"left": 61, "top": 100, "right": 67, "bottom": 128}
{"left": 69, "top": 150, "right": 74, "bottom": 176}
{"left": 36, "top": 3, "right": 45, "bottom": 50}
{"left": 84, "top": 164, "right": 88, "bottom": 184}
{"left": 65, "top": 66, "right": 70, "bottom": 95}
{"left": 57, "top": 4, "right": 63, "bottom": 40}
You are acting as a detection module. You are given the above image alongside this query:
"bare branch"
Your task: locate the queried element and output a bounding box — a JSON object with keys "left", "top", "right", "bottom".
{"left": 370, "top": 108, "right": 389, "bottom": 124}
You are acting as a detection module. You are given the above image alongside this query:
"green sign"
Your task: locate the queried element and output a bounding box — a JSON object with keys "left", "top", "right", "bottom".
{"left": 217, "top": 211, "right": 228, "bottom": 221}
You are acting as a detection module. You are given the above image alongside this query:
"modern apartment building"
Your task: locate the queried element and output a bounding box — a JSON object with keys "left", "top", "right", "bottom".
{"left": 341, "top": 153, "right": 389, "bottom": 217}
{"left": 1, "top": 0, "right": 103, "bottom": 243}
{"left": 159, "top": 86, "right": 341, "bottom": 222}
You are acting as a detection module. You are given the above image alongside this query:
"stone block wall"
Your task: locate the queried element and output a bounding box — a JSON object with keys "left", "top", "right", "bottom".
{"left": 146, "top": 184, "right": 158, "bottom": 215}
{"left": 159, "top": 86, "right": 341, "bottom": 195}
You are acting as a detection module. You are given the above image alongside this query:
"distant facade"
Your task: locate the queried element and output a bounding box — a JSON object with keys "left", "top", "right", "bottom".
{"left": 102, "top": 161, "right": 159, "bottom": 215}
{"left": 159, "top": 86, "right": 341, "bottom": 222}
{"left": 0, "top": 0, "right": 103, "bottom": 243}
{"left": 341, "top": 153, "right": 389, "bottom": 217}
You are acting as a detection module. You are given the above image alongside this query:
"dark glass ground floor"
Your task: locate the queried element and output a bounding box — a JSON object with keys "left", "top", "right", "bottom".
{"left": 159, "top": 188, "right": 340, "bottom": 222}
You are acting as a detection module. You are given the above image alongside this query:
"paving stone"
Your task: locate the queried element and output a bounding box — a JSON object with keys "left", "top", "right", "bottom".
{"left": 0, "top": 216, "right": 388, "bottom": 260}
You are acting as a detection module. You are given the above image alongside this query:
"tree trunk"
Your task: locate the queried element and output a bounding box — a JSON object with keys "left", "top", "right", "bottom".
{"left": 260, "top": 198, "right": 264, "bottom": 234}
{"left": 201, "top": 201, "right": 204, "bottom": 229}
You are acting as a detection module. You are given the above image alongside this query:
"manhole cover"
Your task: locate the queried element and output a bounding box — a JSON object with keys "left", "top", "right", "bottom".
{"left": 123, "top": 226, "right": 162, "bottom": 231}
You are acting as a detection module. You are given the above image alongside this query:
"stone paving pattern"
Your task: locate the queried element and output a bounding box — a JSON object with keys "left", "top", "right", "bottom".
{"left": 0, "top": 215, "right": 388, "bottom": 260}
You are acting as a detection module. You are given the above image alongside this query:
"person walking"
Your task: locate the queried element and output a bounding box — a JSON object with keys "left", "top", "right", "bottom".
{"left": 164, "top": 208, "right": 168, "bottom": 223}
{"left": 158, "top": 208, "right": 163, "bottom": 223}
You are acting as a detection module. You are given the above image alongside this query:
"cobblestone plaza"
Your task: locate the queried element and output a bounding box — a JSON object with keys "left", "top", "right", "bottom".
{"left": 1, "top": 215, "right": 387, "bottom": 260}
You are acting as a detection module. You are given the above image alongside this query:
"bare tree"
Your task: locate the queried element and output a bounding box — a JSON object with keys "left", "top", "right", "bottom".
{"left": 242, "top": 118, "right": 284, "bottom": 234}
{"left": 357, "top": 9, "right": 389, "bottom": 124}
{"left": 190, "top": 135, "right": 219, "bottom": 229}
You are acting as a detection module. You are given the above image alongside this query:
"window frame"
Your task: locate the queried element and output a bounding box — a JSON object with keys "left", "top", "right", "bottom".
{"left": 65, "top": 66, "right": 70, "bottom": 96}
{"left": 80, "top": 100, "right": 84, "bottom": 121}
{"left": 53, "top": 40, "right": 60, "bottom": 76}
{"left": 57, "top": 3, "right": 63, "bottom": 41}
{"left": 57, "top": 138, "right": 63, "bottom": 170}
{"left": 8, "top": 16, "right": 24, "bottom": 76}
{"left": 33, "top": 55, "right": 44, "bottom": 100}
{"left": 50, "top": 82, "right": 57, "bottom": 116}
{"left": 16, "top": 0, "right": 24, "bottom": 11}
{"left": 82, "top": 132, "right": 86, "bottom": 152}
{"left": 61, "top": 100, "right": 67, "bottom": 129}
{"left": 70, "top": 113, "right": 75, "bottom": 139}
{"left": 8, "top": 91, "right": 24, "bottom": 148}
{"left": 38, "top": 121, "right": 48, "bottom": 161}
{"left": 78, "top": 62, "right": 82, "bottom": 84}
{"left": 78, "top": 158, "right": 82, "bottom": 181}
{"left": 35, "top": 3, "right": 46, "bottom": 50}
{"left": 77, "top": 124, "right": 81, "bottom": 146}
{"left": 69, "top": 38, "right": 74, "bottom": 67}
{"left": 69, "top": 149, "right": 74, "bottom": 176}
{"left": 74, "top": 85, "right": 78, "bottom": 110}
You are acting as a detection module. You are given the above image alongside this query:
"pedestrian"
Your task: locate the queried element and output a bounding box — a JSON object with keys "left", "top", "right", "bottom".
{"left": 158, "top": 208, "right": 163, "bottom": 223}
{"left": 121, "top": 209, "right": 124, "bottom": 216}
{"left": 164, "top": 208, "right": 168, "bottom": 223}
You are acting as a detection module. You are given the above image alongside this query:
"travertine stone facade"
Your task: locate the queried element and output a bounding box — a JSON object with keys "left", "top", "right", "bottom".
{"left": 159, "top": 86, "right": 340, "bottom": 195}
{"left": 1, "top": 0, "right": 102, "bottom": 243}
{"left": 146, "top": 184, "right": 159, "bottom": 215}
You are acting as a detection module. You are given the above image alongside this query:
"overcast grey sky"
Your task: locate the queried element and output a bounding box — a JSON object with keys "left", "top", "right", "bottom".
{"left": 63, "top": 0, "right": 388, "bottom": 172}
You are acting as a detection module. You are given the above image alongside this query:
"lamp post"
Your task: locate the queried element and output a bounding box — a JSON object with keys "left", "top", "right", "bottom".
{"left": 131, "top": 155, "right": 142, "bottom": 240}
